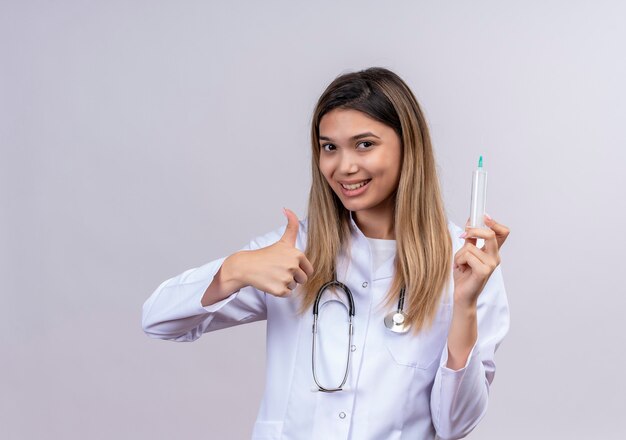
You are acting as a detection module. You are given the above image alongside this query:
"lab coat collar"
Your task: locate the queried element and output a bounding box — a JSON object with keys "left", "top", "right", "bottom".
{"left": 348, "top": 210, "right": 366, "bottom": 240}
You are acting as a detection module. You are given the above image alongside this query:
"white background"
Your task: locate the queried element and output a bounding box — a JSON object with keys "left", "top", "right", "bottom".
{"left": 2, "top": 0, "right": 624, "bottom": 438}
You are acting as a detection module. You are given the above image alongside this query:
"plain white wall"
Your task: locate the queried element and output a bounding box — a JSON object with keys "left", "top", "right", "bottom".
{"left": 2, "top": 0, "right": 625, "bottom": 438}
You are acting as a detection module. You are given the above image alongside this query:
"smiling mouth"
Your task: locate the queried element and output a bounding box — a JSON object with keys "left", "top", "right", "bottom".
{"left": 340, "top": 179, "right": 371, "bottom": 190}
{"left": 338, "top": 179, "right": 372, "bottom": 197}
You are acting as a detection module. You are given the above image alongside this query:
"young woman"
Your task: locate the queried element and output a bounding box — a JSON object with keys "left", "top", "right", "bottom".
{"left": 142, "top": 67, "right": 511, "bottom": 440}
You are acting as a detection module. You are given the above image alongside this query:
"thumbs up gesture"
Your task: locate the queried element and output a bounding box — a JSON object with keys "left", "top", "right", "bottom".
{"left": 237, "top": 208, "right": 315, "bottom": 298}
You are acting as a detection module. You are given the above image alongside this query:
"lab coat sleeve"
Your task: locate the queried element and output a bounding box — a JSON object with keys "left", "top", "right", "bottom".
{"left": 141, "top": 225, "right": 284, "bottom": 342}
{"left": 430, "top": 262, "right": 510, "bottom": 440}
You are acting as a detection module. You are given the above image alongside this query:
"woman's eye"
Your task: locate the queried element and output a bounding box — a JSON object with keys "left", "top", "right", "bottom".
{"left": 321, "top": 141, "right": 373, "bottom": 152}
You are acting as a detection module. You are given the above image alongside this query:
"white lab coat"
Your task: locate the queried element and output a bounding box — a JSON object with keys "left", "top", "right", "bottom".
{"left": 142, "top": 211, "right": 510, "bottom": 440}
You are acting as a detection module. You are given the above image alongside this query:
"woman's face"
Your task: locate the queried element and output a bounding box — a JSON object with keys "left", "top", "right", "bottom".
{"left": 318, "top": 108, "right": 402, "bottom": 217}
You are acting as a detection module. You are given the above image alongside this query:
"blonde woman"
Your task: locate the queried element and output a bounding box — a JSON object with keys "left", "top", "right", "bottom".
{"left": 142, "top": 67, "right": 511, "bottom": 440}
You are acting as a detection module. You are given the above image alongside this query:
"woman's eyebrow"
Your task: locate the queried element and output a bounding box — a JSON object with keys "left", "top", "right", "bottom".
{"left": 319, "top": 132, "right": 381, "bottom": 142}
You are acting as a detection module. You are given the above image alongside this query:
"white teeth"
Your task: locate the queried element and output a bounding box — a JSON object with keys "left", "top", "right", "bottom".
{"left": 341, "top": 180, "right": 369, "bottom": 190}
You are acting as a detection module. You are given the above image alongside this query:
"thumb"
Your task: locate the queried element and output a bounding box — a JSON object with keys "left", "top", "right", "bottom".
{"left": 280, "top": 207, "right": 300, "bottom": 247}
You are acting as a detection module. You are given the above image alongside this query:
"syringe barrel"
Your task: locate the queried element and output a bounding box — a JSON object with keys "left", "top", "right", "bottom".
{"left": 469, "top": 169, "right": 488, "bottom": 228}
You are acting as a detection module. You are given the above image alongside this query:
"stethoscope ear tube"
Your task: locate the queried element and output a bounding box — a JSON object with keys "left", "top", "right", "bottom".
{"left": 311, "top": 270, "right": 409, "bottom": 392}
{"left": 311, "top": 313, "right": 354, "bottom": 392}
{"left": 311, "top": 272, "right": 355, "bottom": 392}
{"left": 312, "top": 279, "right": 355, "bottom": 317}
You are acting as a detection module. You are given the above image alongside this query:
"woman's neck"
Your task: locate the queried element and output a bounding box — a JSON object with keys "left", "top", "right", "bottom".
{"left": 353, "top": 208, "right": 395, "bottom": 240}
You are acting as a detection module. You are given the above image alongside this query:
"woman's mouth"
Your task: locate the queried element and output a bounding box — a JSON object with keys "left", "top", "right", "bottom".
{"left": 339, "top": 179, "right": 372, "bottom": 197}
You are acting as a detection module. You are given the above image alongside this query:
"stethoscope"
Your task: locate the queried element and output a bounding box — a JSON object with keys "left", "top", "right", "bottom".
{"left": 311, "top": 268, "right": 409, "bottom": 392}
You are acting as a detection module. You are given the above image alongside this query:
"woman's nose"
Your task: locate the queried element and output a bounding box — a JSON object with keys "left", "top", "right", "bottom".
{"left": 338, "top": 152, "right": 359, "bottom": 174}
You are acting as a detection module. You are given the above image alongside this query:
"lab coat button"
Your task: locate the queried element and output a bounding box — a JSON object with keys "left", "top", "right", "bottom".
{"left": 339, "top": 412, "right": 346, "bottom": 419}
{"left": 362, "top": 281, "right": 368, "bottom": 288}
{"left": 351, "top": 345, "right": 356, "bottom": 352}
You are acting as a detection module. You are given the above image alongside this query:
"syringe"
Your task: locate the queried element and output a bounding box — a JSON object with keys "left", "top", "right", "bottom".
{"left": 469, "top": 155, "right": 488, "bottom": 229}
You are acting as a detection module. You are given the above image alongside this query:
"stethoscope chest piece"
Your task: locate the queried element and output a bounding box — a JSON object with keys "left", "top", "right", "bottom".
{"left": 384, "top": 311, "right": 410, "bottom": 333}
{"left": 383, "top": 287, "right": 411, "bottom": 333}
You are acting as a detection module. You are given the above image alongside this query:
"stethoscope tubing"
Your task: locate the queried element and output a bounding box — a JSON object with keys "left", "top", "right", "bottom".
{"left": 311, "top": 270, "right": 407, "bottom": 392}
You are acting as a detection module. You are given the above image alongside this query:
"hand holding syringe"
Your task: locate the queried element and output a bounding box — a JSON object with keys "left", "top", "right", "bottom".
{"left": 454, "top": 154, "right": 511, "bottom": 306}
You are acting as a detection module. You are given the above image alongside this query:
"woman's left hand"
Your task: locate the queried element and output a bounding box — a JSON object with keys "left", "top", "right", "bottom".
{"left": 453, "top": 214, "right": 510, "bottom": 308}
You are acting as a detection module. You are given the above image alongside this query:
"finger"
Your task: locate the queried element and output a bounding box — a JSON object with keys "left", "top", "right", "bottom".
{"left": 464, "top": 235, "right": 477, "bottom": 247}
{"left": 293, "top": 266, "right": 308, "bottom": 285}
{"left": 299, "top": 254, "right": 315, "bottom": 277}
{"left": 280, "top": 207, "right": 300, "bottom": 247}
{"left": 454, "top": 243, "right": 489, "bottom": 269}
{"left": 459, "top": 228, "right": 477, "bottom": 247}
{"left": 462, "top": 242, "right": 499, "bottom": 269}
{"left": 456, "top": 249, "right": 490, "bottom": 276}
{"left": 454, "top": 248, "right": 474, "bottom": 273}
{"left": 463, "top": 226, "right": 498, "bottom": 256}
{"left": 454, "top": 245, "right": 475, "bottom": 269}
{"left": 453, "top": 247, "right": 468, "bottom": 271}
{"left": 484, "top": 214, "right": 511, "bottom": 248}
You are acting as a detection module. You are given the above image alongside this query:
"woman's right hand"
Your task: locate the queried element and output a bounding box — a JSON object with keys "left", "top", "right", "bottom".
{"left": 236, "top": 208, "right": 315, "bottom": 298}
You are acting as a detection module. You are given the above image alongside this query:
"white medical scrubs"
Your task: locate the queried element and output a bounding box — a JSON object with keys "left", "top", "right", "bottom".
{"left": 142, "top": 211, "right": 510, "bottom": 440}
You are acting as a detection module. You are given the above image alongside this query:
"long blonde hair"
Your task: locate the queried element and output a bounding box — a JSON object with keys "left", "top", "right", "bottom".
{"left": 298, "top": 67, "right": 452, "bottom": 335}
